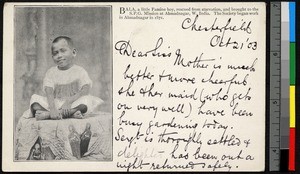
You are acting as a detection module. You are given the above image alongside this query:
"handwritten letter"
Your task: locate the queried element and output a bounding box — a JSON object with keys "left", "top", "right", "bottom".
{"left": 113, "top": 3, "right": 265, "bottom": 171}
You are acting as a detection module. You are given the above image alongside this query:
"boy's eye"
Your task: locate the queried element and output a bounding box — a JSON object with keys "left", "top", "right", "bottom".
{"left": 52, "top": 51, "right": 58, "bottom": 56}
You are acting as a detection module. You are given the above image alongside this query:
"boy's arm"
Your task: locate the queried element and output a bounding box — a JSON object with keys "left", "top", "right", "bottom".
{"left": 45, "top": 86, "right": 61, "bottom": 119}
{"left": 63, "top": 84, "right": 90, "bottom": 107}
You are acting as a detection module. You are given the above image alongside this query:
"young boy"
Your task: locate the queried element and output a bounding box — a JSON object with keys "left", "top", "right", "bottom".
{"left": 30, "top": 36, "right": 102, "bottom": 120}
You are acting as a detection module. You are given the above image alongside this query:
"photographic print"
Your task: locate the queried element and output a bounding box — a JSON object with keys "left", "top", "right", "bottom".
{"left": 13, "top": 6, "right": 112, "bottom": 161}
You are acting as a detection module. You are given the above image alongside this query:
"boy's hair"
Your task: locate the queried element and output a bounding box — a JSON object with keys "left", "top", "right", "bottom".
{"left": 52, "top": 36, "right": 74, "bottom": 48}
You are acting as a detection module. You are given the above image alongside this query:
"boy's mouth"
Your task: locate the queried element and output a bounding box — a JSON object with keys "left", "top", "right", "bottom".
{"left": 57, "top": 59, "right": 65, "bottom": 64}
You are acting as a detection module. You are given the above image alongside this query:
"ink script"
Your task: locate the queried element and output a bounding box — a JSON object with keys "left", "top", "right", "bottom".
{"left": 114, "top": 2, "right": 265, "bottom": 171}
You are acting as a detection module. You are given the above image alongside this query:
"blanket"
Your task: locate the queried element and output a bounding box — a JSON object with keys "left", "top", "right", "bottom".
{"left": 15, "top": 110, "right": 112, "bottom": 161}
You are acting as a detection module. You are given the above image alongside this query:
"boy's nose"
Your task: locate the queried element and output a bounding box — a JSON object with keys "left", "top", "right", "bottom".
{"left": 57, "top": 53, "right": 63, "bottom": 58}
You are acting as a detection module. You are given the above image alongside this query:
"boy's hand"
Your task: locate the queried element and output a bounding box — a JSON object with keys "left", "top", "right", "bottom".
{"left": 50, "top": 108, "right": 62, "bottom": 120}
{"left": 61, "top": 109, "right": 71, "bottom": 118}
{"left": 61, "top": 101, "right": 72, "bottom": 118}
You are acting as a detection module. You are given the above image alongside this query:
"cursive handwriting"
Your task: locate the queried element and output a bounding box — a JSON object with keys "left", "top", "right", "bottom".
{"left": 115, "top": 10, "right": 263, "bottom": 171}
{"left": 115, "top": 37, "right": 172, "bottom": 58}
{"left": 181, "top": 16, "right": 258, "bottom": 50}
{"left": 174, "top": 50, "right": 214, "bottom": 69}
{"left": 182, "top": 16, "right": 252, "bottom": 34}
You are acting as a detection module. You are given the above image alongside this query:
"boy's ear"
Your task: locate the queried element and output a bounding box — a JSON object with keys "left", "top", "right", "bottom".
{"left": 72, "top": 49, "right": 77, "bottom": 56}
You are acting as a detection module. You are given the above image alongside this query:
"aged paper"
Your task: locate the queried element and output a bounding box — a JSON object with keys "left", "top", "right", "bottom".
{"left": 3, "top": 2, "right": 265, "bottom": 172}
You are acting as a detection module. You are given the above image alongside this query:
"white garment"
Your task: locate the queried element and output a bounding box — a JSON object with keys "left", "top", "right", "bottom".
{"left": 43, "top": 65, "right": 92, "bottom": 99}
{"left": 30, "top": 65, "right": 103, "bottom": 115}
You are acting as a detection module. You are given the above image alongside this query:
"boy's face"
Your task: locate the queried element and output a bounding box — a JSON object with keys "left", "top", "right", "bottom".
{"left": 51, "top": 39, "right": 76, "bottom": 70}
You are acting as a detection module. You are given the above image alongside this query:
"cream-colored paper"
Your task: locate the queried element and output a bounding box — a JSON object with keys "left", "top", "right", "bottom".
{"left": 3, "top": 2, "right": 265, "bottom": 172}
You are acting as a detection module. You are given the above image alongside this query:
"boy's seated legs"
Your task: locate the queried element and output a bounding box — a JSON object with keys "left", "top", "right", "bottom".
{"left": 31, "top": 102, "right": 49, "bottom": 120}
{"left": 30, "top": 94, "right": 88, "bottom": 120}
{"left": 61, "top": 104, "right": 88, "bottom": 119}
{"left": 31, "top": 102, "right": 88, "bottom": 120}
